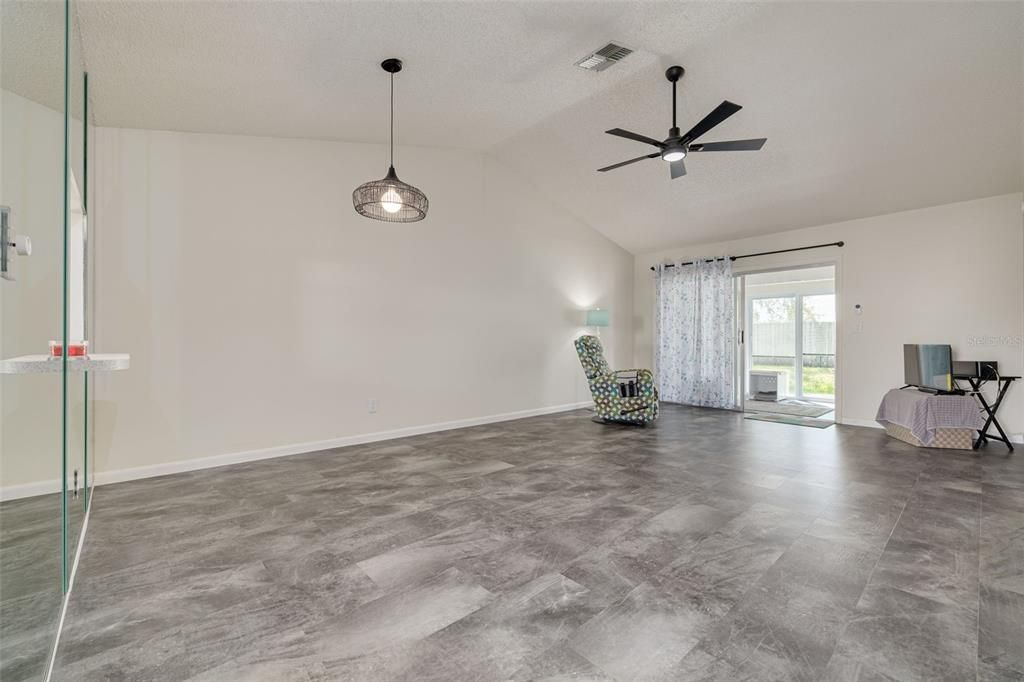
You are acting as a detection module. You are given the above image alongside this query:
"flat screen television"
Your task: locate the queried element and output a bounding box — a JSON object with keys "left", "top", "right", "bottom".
{"left": 903, "top": 344, "right": 953, "bottom": 392}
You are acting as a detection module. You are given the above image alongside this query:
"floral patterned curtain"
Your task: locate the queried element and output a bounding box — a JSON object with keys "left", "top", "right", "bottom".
{"left": 654, "top": 257, "right": 737, "bottom": 409}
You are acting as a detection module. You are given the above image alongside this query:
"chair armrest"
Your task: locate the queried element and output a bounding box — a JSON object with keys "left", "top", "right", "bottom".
{"left": 616, "top": 368, "right": 656, "bottom": 385}
{"left": 592, "top": 369, "right": 656, "bottom": 386}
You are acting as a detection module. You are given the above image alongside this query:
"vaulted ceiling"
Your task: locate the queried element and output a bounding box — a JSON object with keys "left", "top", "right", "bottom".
{"left": 5, "top": 1, "right": 1022, "bottom": 253}
{"left": 494, "top": 2, "right": 1024, "bottom": 252}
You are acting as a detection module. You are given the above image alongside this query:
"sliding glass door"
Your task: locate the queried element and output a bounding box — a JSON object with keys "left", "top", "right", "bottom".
{"left": 742, "top": 267, "right": 836, "bottom": 404}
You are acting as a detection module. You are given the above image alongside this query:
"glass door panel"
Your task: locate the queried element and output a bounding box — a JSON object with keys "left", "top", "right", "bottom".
{"left": 801, "top": 294, "right": 836, "bottom": 401}
{"left": 67, "top": 0, "right": 88, "bottom": 537}
{"left": 0, "top": 0, "right": 70, "bottom": 679}
{"left": 749, "top": 296, "right": 797, "bottom": 397}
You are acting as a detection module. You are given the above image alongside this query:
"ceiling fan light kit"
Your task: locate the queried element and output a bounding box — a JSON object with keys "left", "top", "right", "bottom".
{"left": 353, "top": 58, "right": 429, "bottom": 223}
{"left": 598, "top": 64, "right": 766, "bottom": 180}
{"left": 661, "top": 145, "right": 686, "bottom": 162}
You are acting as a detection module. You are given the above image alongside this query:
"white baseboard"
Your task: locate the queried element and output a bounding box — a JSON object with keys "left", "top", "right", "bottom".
{"left": 0, "top": 401, "right": 593, "bottom": 501}
{"left": 0, "top": 479, "right": 63, "bottom": 502}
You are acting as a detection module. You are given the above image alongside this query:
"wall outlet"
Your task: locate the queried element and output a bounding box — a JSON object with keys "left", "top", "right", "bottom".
{"left": 368, "top": 398, "right": 378, "bottom": 414}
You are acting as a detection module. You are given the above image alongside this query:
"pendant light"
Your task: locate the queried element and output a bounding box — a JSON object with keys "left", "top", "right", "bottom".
{"left": 353, "top": 58, "right": 428, "bottom": 222}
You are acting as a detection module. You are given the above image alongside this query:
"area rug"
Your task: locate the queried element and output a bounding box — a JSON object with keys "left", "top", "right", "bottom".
{"left": 744, "top": 399, "right": 832, "bottom": 418}
{"left": 744, "top": 413, "right": 834, "bottom": 428}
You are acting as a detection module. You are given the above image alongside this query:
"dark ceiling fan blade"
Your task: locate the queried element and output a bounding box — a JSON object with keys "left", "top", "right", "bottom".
{"left": 605, "top": 128, "right": 666, "bottom": 148}
{"left": 681, "top": 101, "right": 742, "bottom": 144}
{"left": 689, "top": 138, "right": 767, "bottom": 152}
{"left": 670, "top": 159, "right": 687, "bottom": 179}
{"left": 597, "top": 152, "right": 661, "bottom": 172}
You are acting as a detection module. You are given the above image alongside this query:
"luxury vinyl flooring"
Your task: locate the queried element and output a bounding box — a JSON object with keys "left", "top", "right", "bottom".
{"left": 36, "top": 405, "right": 1024, "bottom": 681}
{"left": 0, "top": 492, "right": 86, "bottom": 682}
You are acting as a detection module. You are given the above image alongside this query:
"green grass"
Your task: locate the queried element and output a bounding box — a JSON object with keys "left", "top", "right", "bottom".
{"left": 802, "top": 367, "right": 835, "bottom": 396}
{"left": 751, "top": 364, "right": 834, "bottom": 398}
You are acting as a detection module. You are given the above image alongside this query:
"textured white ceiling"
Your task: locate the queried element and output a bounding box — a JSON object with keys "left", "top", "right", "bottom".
{"left": 13, "top": 1, "right": 1022, "bottom": 253}
{"left": 73, "top": 1, "right": 668, "bottom": 148}
{"left": 1, "top": 1, "right": 71, "bottom": 113}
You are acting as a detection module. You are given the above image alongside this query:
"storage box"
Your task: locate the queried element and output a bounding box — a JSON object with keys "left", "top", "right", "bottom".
{"left": 883, "top": 422, "right": 974, "bottom": 450}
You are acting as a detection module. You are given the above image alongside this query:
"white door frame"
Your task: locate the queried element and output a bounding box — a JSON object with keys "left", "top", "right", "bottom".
{"left": 735, "top": 259, "right": 842, "bottom": 423}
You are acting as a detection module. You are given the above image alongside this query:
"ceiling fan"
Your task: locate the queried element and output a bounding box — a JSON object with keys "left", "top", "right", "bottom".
{"left": 598, "top": 65, "right": 766, "bottom": 180}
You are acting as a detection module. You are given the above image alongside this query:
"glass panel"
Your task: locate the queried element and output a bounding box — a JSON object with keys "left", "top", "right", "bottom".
{"left": 0, "top": 0, "right": 69, "bottom": 679}
{"left": 83, "top": 79, "right": 95, "bottom": 501}
{"left": 67, "top": 0, "right": 87, "bottom": 539}
{"left": 750, "top": 296, "right": 797, "bottom": 397}
{"left": 802, "top": 294, "right": 836, "bottom": 400}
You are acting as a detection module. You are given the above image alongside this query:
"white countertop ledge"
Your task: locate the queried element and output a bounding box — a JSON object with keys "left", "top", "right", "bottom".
{"left": 0, "top": 354, "right": 130, "bottom": 374}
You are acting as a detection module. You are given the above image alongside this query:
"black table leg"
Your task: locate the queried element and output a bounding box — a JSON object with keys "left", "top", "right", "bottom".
{"left": 988, "top": 379, "right": 1014, "bottom": 452}
{"left": 971, "top": 377, "right": 1015, "bottom": 452}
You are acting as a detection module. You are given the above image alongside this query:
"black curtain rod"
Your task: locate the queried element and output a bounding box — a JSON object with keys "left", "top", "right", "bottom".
{"left": 649, "top": 241, "right": 844, "bottom": 271}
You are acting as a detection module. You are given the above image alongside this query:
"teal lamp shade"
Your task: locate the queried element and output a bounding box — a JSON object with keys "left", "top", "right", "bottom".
{"left": 585, "top": 309, "right": 610, "bottom": 327}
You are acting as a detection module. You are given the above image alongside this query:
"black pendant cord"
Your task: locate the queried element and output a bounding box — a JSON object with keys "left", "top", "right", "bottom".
{"left": 649, "top": 241, "right": 844, "bottom": 270}
{"left": 389, "top": 71, "right": 395, "bottom": 168}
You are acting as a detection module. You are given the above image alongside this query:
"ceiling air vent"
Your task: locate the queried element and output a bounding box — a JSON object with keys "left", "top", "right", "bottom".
{"left": 575, "top": 42, "right": 633, "bottom": 72}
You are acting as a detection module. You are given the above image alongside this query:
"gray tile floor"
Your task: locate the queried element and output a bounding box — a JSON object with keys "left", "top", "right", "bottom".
{"left": 1, "top": 492, "right": 85, "bottom": 682}
{"left": 41, "top": 405, "right": 1024, "bottom": 681}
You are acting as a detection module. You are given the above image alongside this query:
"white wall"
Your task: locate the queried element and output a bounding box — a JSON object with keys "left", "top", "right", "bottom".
{"left": 1, "top": 88, "right": 94, "bottom": 497}
{"left": 635, "top": 193, "right": 1024, "bottom": 439}
{"left": 0, "top": 89, "right": 65, "bottom": 492}
{"left": 89, "top": 127, "right": 633, "bottom": 478}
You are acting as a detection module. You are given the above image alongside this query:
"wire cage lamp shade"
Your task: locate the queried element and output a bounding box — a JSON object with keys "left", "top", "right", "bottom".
{"left": 353, "top": 166, "right": 428, "bottom": 223}
{"left": 353, "top": 57, "right": 429, "bottom": 223}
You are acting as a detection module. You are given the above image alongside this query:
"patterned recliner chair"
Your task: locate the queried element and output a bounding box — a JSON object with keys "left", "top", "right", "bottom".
{"left": 574, "top": 335, "right": 659, "bottom": 425}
